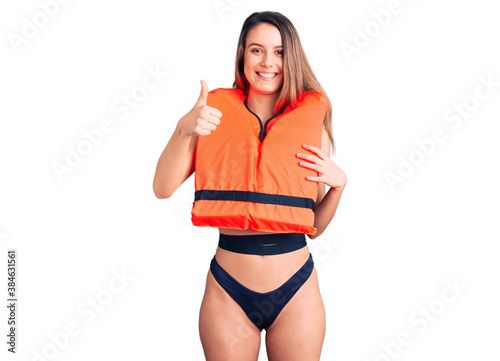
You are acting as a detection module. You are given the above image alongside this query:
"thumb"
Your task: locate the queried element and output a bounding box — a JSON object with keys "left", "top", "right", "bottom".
{"left": 196, "top": 79, "right": 208, "bottom": 106}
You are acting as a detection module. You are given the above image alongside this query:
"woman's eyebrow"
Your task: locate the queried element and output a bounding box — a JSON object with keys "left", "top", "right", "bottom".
{"left": 247, "top": 42, "right": 283, "bottom": 48}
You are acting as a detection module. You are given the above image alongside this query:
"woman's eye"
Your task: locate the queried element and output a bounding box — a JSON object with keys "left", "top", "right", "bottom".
{"left": 250, "top": 48, "right": 282, "bottom": 55}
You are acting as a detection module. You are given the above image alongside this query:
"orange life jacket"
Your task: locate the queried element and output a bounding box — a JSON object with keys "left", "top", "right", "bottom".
{"left": 191, "top": 88, "right": 327, "bottom": 235}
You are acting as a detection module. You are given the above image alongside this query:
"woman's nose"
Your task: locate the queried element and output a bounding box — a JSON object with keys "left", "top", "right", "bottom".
{"left": 261, "top": 53, "right": 274, "bottom": 67}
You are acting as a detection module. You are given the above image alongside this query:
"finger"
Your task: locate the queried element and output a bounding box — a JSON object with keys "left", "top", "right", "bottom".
{"left": 199, "top": 119, "right": 218, "bottom": 131}
{"left": 302, "top": 144, "right": 325, "bottom": 160}
{"left": 299, "top": 161, "right": 321, "bottom": 172}
{"left": 305, "top": 175, "right": 321, "bottom": 182}
{"left": 202, "top": 114, "right": 221, "bottom": 126}
{"left": 205, "top": 105, "right": 223, "bottom": 119}
{"left": 196, "top": 128, "right": 212, "bottom": 136}
{"left": 196, "top": 80, "right": 208, "bottom": 106}
{"left": 297, "top": 153, "right": 319, "bottom": 163}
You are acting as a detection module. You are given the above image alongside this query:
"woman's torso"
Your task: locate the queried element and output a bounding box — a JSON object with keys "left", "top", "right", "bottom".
{"left": 203, "top": 89, "right": 320, "bottom": 289}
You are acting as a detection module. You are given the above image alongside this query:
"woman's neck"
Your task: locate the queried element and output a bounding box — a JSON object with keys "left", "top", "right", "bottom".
{"left": 246, "top": 89, "right": 279, "bottom": 121}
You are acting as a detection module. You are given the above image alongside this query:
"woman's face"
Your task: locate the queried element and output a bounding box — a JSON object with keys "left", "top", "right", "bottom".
{"left": 243, "top": 23, "right": 284, "bottom": 96}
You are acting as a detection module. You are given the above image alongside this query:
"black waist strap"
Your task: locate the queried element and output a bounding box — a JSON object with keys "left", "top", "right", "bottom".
{"left": 218, "top": 232, "right": 307, "bottom": 255}
{"left": 194, "top": 190, "right": 315, "bottom": 211}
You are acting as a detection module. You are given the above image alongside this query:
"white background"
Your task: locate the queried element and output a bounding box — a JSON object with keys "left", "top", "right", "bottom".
{"left": 1, "top": 0, "right": 499, "bottom": 360}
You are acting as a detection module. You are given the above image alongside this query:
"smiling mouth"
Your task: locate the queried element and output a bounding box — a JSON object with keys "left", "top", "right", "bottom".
{"left": 256, "top": 72, "right": 278, "bottom": 78}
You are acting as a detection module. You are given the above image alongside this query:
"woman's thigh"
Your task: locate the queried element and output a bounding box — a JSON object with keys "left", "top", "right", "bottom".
{"left": 265, "top": 267, "right": 326, "bottom": 361}
{"left": 199, "top": 269, "right": 262, "bottom": 361}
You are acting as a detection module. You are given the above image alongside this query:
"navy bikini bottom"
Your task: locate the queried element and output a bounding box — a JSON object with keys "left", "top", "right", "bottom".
{"left": 210, "top": 243, "right": 314, "bottom": 330}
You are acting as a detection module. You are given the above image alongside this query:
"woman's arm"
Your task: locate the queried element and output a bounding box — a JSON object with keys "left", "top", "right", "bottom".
{"left": 310, "top": 184, "right": 345, "bottom": 239}
{"left": 298, "top": 128, "right": 347, "bottom": 239}
{"left": 152, "top": 125, "right": 198, "bottom": 199}
{"left": 153, "top": 80, "right": 222, "bottom": 199}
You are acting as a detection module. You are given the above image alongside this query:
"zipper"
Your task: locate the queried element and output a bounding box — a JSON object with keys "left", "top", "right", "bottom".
{"left": 244, "top": 99, "right": 288, "bottom": 142}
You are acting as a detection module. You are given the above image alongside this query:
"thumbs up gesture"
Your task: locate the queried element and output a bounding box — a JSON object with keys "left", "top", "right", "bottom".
{"left": 179, "top": 80, "right": 222, "bottom": 136}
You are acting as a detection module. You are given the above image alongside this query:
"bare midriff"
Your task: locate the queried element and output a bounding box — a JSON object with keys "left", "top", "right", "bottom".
{"left": 214, "top": 227, "right": 312, "bottom": 293}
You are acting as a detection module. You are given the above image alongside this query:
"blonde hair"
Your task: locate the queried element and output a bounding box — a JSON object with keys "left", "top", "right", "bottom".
{"left": 233, "top": 11, "right": 335, "bottom": 155}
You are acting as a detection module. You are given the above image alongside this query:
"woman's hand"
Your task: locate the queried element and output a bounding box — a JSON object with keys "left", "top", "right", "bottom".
{"left": 297, "top": 144, "right": 347, "bottom": 190}
{"left": 178, "top": 80, "right": 223, "bottom": 136}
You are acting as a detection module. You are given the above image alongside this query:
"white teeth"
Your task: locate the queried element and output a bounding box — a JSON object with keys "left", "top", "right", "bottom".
{"left": 257, "top": 72, "right": 277, "bottom": 78}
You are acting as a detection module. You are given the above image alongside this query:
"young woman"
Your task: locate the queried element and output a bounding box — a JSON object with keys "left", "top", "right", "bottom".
{"left": 153, "top": 11, "right": 346, "bottom": 361}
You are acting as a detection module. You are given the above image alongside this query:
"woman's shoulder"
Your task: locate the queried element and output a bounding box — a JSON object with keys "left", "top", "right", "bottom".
{"left": 303, "top": 90, "right": 326, "bottom": 101}
{"left": 298, "top": 90, "right": 328, "bottom": 108}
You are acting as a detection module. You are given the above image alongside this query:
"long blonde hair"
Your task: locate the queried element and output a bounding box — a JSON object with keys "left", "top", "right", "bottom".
{"left": 233, "top": 11, "right": 335, "bottom": 155}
